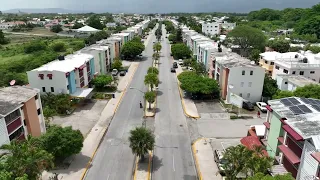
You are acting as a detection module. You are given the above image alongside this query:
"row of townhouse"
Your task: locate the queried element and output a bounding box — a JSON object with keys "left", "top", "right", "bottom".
{"left": 259, "top": 51, "right": 320, "bottom": 91}
{"left": 0, "top": 86, "right": 46, "bottom": 147}
{"left": 181, "top": 27, "right": 265, "bottom": 103}
{"left": 26, "top": 20, "right": 150, "bottom": 98}
{"left": 260, "top": 97, "right": 320, "bottom": 179}
{"left": 201, "top": 21, "right": 236, "bottom": 37}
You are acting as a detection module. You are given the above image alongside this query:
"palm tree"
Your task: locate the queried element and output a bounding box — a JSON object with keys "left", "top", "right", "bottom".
{"left": 1, "top": 137, "right": 54, "bottom": 179}
{"left": 129, "top": 127, "right": 155, "bottom": 161}
{"left": 144, "top": 73, "right": 159, "bottom": 91}
{"left": 152, "top": 52, "right": 160, "bottom": 63}
{"left": 144, "top": 91, "right": 156, "bottom": 110}
{"left": 147, "top": 67, "right": 159, "bottom": 75}
{"left": 153, "top": 42, "right": 162, "bottom": 53}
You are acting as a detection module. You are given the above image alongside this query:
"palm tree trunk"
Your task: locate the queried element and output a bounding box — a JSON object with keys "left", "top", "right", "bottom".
{"left": 148, "top": 102, "right": 151, "bottom": 110}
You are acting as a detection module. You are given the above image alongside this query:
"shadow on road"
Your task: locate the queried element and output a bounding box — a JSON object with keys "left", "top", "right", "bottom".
{"left": 155, "top": 108, "right": 161, "bottom": 113}
{"left": 183, "top": 175, "right": 198, "bottom": 180}
{"left": 157, "top": 90, "right": 163, "bottom": 96}
{"left": 151, "top": 155, "right": 163, "bottom": 172}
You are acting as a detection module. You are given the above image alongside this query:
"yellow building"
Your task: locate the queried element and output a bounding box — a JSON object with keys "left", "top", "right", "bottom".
{"left": 259, "top": 52, "right": 281, "bottom": 75}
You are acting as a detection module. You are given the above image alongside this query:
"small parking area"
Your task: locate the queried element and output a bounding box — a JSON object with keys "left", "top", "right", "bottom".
{"left": 195, "top": 100, "right": 225, "bottom": 113}
{"left": 51, "top": 99, "right": 108, "bottom": 137}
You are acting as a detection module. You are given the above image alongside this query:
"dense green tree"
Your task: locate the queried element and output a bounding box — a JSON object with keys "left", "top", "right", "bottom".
{"left": 247, "top": 172, "right": 294, "bottom": 180}
{"left": 41, "top": 93, "right": 72, "bottom": 115}
{"left": 227, "top": 25, "right": 266, "bottom": 54}
{"left": 50, "top": 25, "right": 63, "bottom": 33}
{"left": 294, "top": 84, "right": 320, "bottom": 99}
{"left": 147, "top": 67, "right": 159, "bottom": 75}
{"left": 0, "top": 30, "right": 9, "bottom": 45}
{"left": 266, "top": 39, "right": 290, "bottom": 53}
{"left": 111, "top": 58, "right": 123, "bottom": 70}
{"left": 121, "top": 41, "right": 145, "bottom": 59}
{"left": 273, "top": 91, "right": 294, "bottom": 99}
{"left": 24, "top": 40, "right": 47, "bottom": 53}
{"left": 168, "top": 34, "right": 177, "bottom": 43}
{"left": 40, "top": 125, "right": 84, "bottom": 160}
{"left": 72, "top": 22, "right": 84, "bottom": 29}
{"left": 171, "top": 43, "right": 192, "bottom": 59}
{"left": 249, "top": 49, "right": 261, "bottom": 64}
{"left": 129, "top": 127, "right": 155, "bottom": 161}
{"left": 85, "top": 30, "right": 110, "bottom": 45}
{"left": 92, "top": 75, "right": 113, "bottom": 90}
{"left": 144, "top": 91, "right": 156, "bottom": 110}
{"left": 247, "top": 8, "right": 281, "bottom": 21}
{"left": 178, "top": 71, "right": 220, "bottom": 96}
{"left": 176, "top": 28, "right": 183, "bottom": 42}
{"left": 306, "top": 45, "right": 320, "bottom": 54}
{"left": 0, "top": 138, "right": 54, "bottom": 179}
{"left": 0, "top": 170, "right": 28, "bottom": 180}
{"left": 295, "top": 16, "right": 320, "bottom": 39}
{"left": 144, "top": 73, "right": 159, "bottom": 91}
{"left": 87, "top": 15, "right": 105, "bottom": 30}
{"left": 191, "top": 61, "right": 207, "bottom": 75}
{"left": 289, "top": 46, "right": 303, "bottom": 52}
{"left": 153, "top": 42, "right": 162, "bottom": 53}
{"left": 50, "top": 42, "right": 66, "bottom": 52}
{"left": 262, "top": 76, "right": 278, "bottom": 98}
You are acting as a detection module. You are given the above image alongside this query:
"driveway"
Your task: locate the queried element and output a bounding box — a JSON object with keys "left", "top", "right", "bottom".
{"left": 51, "top": 100, "right": 108, "bottom": 137}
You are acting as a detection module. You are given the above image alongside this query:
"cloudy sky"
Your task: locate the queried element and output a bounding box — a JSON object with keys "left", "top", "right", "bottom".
{"left": 1, "top": 0, "right": 319, "bottom": 13}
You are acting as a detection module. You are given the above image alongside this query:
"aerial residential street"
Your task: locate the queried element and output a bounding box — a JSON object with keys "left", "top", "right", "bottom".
{"left": 151, "top": 26, "right": 197, "bottom": 180}
{"left": 84, "top": 27, "right": 157, "bottom": 180}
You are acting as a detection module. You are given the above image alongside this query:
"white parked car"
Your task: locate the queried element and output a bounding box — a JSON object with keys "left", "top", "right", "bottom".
{"left": 256, "top": 102, "right": 268, "bottom": 113}
{"left": 178, "top": 59, "right": 183, "bottom": 65}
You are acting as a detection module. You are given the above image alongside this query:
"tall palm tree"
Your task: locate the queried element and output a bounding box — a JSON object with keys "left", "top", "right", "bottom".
{"left": 144, "top": 91, "right": 156, "bottom": 110}
{"left": 0, "top": 137, "right": 54, "bottom": 179}
{"left": 144, "top": 73, "right": 159, "bottom": 91}
{"left": 129, "top": 127, "right": 155, "bottom": 161}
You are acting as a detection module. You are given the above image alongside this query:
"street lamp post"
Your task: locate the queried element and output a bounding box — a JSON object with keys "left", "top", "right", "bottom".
{"left": 129, "top": 87, "right": 147, "bottom": 128}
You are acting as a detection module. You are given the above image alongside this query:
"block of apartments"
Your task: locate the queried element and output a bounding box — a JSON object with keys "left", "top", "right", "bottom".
{"left": 27, "top": 20, "right": 150, "bottom": 97}
{"left": 259, "top": 51, "right": 320, "bottom": 85}
{"left": 262, "top": 97, "right": 320, "bottom": 179}
{"left": 182, "top": 28, "right": 265, "bottom": 103}
{"left": 0, "top": 86, "right": 46, "bottom": 147}
{"left": 201, "top": 21, "right": 236, "bottom": 37}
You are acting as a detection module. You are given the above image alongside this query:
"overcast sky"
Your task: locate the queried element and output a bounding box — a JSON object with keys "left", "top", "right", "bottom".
{"left": 1, "top": 0, "right": 319, "bottom": 13}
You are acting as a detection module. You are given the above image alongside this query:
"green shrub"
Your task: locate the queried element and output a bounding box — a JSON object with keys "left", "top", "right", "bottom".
{"left": 24, "top": 40, "right": 47, "bottom": 53}
{"left": 51, "top": 42, "right": 66, "bottom": 52}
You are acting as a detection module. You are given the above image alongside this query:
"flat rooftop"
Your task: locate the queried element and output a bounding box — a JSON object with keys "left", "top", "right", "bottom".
{"left": 268, "top": 97, "right": 320, "bottom": 139}
{"left": 277, "top": 74, "right": 319, "bottom": 87}
{"left": 0, "top": 86, "right": 39, "bottom": 117}
{"left": 215, "top": 52, "right": 255, "bottom": 68}
{"left": 31, "top": 53, "right": 93, "bottom": 73}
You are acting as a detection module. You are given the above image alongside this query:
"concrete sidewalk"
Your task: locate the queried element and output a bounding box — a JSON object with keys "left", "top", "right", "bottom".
{"left": 175, "top": 64, "right": 200, "bottom": 119}
{"left": 193, "top": 138, "right": 222, "bottom": 180}
{"left": 42, "top": 62, "right": 139, "bottom": 180}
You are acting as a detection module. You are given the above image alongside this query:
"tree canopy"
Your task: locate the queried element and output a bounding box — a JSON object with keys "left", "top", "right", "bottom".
{"left": 121, "top": 39, "right": 145, "bottom": 59}
{"left": 247, "top": 172, "right": 294, "bottom": 180}
{"left": 91, "top": 75, "right": 113, "bottom": 90}
{"left": 144, "top": 73, "right": 159, "bottom": 90}
{"left": 171, "top": 43, "right": 192, "bottom": 59}
{"left": 178, "top": 71, "right": 220, "bottom": 97}
{"left": 153, "top": 42, "right": 162, "bottom": 53}
{"left": 262, "top": 76, "right": 278, "bottom": 98}
{"left": 111, "top": 58, "right": 123, "bottom": 70}
{"left": 144, "top": 91, "right": 156, "bottom": 109}
{"left": 227, "top": 25, "right": 266, "bottom": 54}
{"left": 0, "top": 30, "right": 9, "bottom": 45}
{"left": 273, "top": 84, "right": 320, "bottom": 99}
{"left": 266, "top": 39, "right": 290, "bottom": 53}
{"left": 87, "top": 15, "right": 105, "bottom": 30}
{"left": 129, "top": 127, "right": 155, "bottom": 160}
{"left": 40, "top": 125, "right": 84, "bottom": 160}
{"left": 147, "top": 67, "right": 159, "bottom": 75}
{"left": 50, "top": 25, "right": 63, "bottom": 33}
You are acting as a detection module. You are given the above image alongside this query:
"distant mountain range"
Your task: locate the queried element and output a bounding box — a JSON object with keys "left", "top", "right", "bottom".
{"left": 2, "top": 8, "right": 87, "bottom": 14}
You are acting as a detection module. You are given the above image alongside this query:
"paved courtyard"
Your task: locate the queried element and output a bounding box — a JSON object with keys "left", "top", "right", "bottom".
{"left": 52, "top": 100, "right": 108, "bottom": 137}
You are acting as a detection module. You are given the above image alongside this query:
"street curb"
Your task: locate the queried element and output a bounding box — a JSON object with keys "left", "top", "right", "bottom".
{"left": 80, "top": 64, "right": 138, "bottom": 180}
{"left": 192, "top": 138, "right": 204, "bottom": 180}
{"left": 147, "top": 151, "right": 153, "bottom": 180}
{"left": 133, "top": 157, "right": 138, "bottom": 180}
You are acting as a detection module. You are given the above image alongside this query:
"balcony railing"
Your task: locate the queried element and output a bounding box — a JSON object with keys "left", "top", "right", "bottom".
{"left": 7, "top": 117, "right": 22, "bottom": 135}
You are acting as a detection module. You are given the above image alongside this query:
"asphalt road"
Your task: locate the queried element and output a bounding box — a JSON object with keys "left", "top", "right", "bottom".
{"left": 84, "top": 27, "right": 157, "bottom": 180}
{"left": 151, "top": 26, "right": 197, "bottom": 180}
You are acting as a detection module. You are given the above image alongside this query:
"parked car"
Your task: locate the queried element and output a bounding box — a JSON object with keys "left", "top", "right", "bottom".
{"left": 119, "top": 70, "right": 126, "bottom": 76}
{"left": 111, "top": 69, "right": 118, "bottom": 76}
{"left": 178, "top": 59, "right": 183, "bottom": 65}
{"left": 214, "top": 150, "right": 226, "bottom": 175}
{"left": 242, "top": 100, "right": 255, "bottom": 111}
{"left": 173, "top": 62, "right": 178, "bottom": 68}
{"left": 171, "top": 68, "right": 176, "bottom": 73}
{"left": 256, "top": 102, "right": 268, "bottom": 113}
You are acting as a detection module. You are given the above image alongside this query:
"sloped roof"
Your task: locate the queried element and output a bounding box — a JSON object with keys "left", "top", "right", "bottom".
{"left": 76, "top": 25, "right": 100, "bottom": 32}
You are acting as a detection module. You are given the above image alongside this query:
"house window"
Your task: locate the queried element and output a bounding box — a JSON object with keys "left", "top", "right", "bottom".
{"left": 283, "top": 69, "right": 288, "bottom": 74}
{"left": 248, "top": 82, "right": 252, "bottom": 87}
{"left": 37, "top": 108, "right": 41, "bottom": 115}
{"left": 275, "top": 66, "right": 279, "bottom": 70}
{"left": 34, "top": 95, "right": 38, "bottom": 100}
{"left": 271, "top": 62, "right": 274, "bottom": 65}
{"left": 265, "top": 60, "right": 268, "bottom": 64}
{"left": 250, "top": 71, "right": 253, "bottom": 75}
{"left": 241, "top": 82, "right": 244, "bottom": 87}
{"left": 247, "top": 93, "right": 250, "bottom": 98}
{"left": 51, "top": 87, "right": 54, "bottom": 92}
{"left": 239, "top": 93, "right": 243, "bottom": 97}
{"left": 23, "top": 119, "right": 26, "bottom": 126}
{"left": 292, "top": 71, "right": 296, "bottom": 74}
{"left": 67, "top": 85, "right": 69, "bottom": 90}
{"left": 300, "top": 71, "right": 304, "bottom": 75}
{"left": 310, "top": 71, "right": 315, "bottom": 74}
{"left": 242, "top": 70, "right": 245, "bottom": 75}
{"left": 42, "top": 87, "right": 46, "bottom": 92}
{"left": 285, "top": 82, "right": 288, "bottom": 84}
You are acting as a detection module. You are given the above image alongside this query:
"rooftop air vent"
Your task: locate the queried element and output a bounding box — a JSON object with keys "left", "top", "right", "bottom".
{"left": 58, "top": 55, "right": 65, "bottom": 61}
{"left": 295, "top": 54, "right": 299, "bottom": 58}
{"left": 218, "top": 47, "right": 222, "bottom": 52}
{"left": 303, "top": 57, "right": 308, "bottom": 63}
